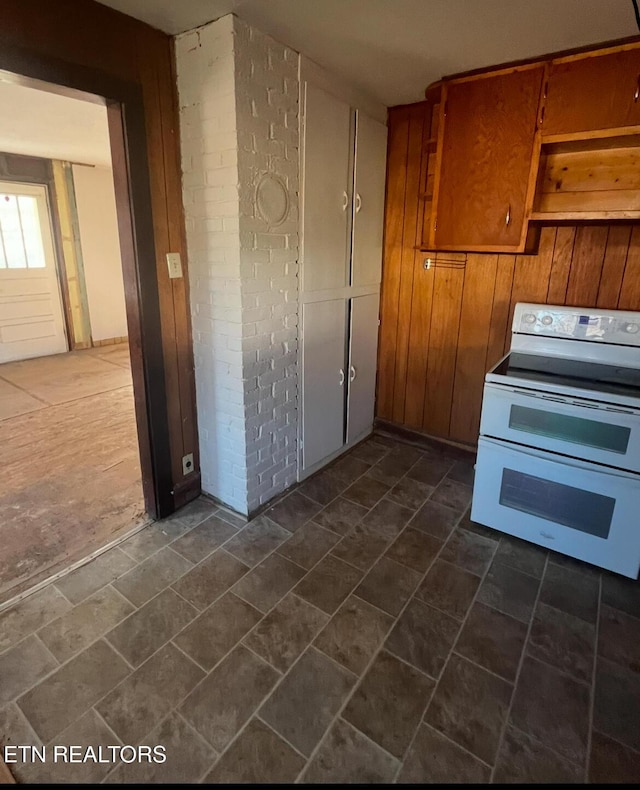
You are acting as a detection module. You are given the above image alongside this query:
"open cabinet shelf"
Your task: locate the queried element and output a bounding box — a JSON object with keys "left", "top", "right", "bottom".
{"left": 531, "top": 130, "right": 640, "bottom": 222}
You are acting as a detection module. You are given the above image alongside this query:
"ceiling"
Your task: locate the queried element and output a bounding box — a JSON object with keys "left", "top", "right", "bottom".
{"left": 96, "top": 0, "right": 637, "bottom": 106}
{"left": 0, "top": 80, "right": 112, "bottom": 166}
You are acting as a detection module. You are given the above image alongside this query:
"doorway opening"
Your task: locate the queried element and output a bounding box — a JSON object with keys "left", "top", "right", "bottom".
{"left": 0, "top": 68, "right": 172, "bottom": 605}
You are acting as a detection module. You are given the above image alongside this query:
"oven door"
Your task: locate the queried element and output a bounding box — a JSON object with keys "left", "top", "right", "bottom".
{"left": 471, "top": 437, "right": 640, "bottom": 578}
{"left": 480, "top": 383, "right": 640, "bottom": 473}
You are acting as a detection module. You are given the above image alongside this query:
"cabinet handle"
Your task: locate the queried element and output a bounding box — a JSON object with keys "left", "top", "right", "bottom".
{"left": 635, "top": 76, "right": 640, "bottom": 102}
{"left": 505, "top": 204, "right": 511, "bottom": 227}
{"left": 355, "top": 194, "right": 362, "bottom": 213}
{"left": 349, "top": 365, "right": 357, "bottom": 382}
{"left": 341, "top": 191, "right": 349, "bottom": 211}
{"left": 339, "top": 368, "right": 345, "bottom": 386}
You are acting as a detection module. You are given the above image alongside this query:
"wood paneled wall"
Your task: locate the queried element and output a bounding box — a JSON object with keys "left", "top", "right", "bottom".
{"left": 377, "top": 101, "right": 640, "bottom": 446}
{"left": 1, "top": 0, "right": 198, "bottom": 506}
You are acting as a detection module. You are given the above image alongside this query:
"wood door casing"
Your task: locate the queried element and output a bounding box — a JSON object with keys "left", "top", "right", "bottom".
{"left": 1, "top": 0, "right": 200, "bottom": 513}
{"left": 544, "top": 47, "right": 640, "bottom": 136}
{"left": 431, "top": 65, "right": 544, "bottom": 252}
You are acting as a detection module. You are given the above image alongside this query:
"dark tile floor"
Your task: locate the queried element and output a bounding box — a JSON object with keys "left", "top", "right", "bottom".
{"left": 1, "top": 432, "right": 640, "bottom": 783}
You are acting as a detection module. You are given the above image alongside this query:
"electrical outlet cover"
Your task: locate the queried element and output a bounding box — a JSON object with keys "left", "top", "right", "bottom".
{"left": 182, "top": 453, "right": 194, "bottom": 476}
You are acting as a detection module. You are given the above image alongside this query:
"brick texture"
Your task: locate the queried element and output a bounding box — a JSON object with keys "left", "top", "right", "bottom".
{"left": 176, "top": 15, "right": 299, "bottom": 515}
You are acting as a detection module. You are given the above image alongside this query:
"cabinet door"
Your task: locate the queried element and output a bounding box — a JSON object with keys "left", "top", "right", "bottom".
{"left": 346, "top": 293, "right": 380, "bottom": 444}
{"left": 302, "top": 299, "right": 347, "bottom": 469}
{"left": 302, "top": 83, "right": 353, "bottom": 292}
{"left": 431, "top": 65, "right": 544, "bottom": 252}
{"left": 352, "top": 112, "right": 388, "bottom": 286}
{"left": 545, "top": 48, "right": 640, "bottom": 136}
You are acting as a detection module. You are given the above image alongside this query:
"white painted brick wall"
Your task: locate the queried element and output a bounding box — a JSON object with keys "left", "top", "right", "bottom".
{"left": 176, "top": 14, "right": 299, "bottom": 515}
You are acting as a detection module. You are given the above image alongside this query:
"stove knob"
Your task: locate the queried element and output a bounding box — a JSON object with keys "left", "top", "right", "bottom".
{"left": 523, "top": 313, "right": 536, "bottom": 324}
{"left": 541, "top": 315, "right": 553, "bottom": 326}
{"left": 626, "top": 323, "right": 639, "bottom": 334}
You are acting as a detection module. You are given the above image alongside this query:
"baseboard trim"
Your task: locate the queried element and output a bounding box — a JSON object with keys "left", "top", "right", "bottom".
{"left": 374, "top": 419, "right": 476, "bottom": 457}
{"left": 172, "top": 472, "right": 201, "bottom": 509}
{"left": 91, "top": 335, "right": 129, "bottom": 347}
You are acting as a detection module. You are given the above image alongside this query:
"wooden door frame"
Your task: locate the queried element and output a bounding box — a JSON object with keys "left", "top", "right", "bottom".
{"left": 0, "top": 42, "right": 174, "bottom": 519}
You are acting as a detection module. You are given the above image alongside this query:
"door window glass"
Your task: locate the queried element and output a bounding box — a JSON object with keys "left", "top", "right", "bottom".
{"left": 500, "top": 467, "right": 614, "bottom": 538}
{"left": 0, "top": 193, "right": 46, "bottom": 269}
{"left": 509, "top": 405, "right": 630, "bottom": 454}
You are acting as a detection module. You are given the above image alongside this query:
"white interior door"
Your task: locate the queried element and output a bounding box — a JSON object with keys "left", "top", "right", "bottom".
{"left": 301, "top": 82, "right": 353, "bottom": 293}
{"left": 302, "top": 299, "right": 347, "bottom": 470}
{"left": 0, "top": 182, "right": 67, "bottom": 363}
{"left": 347, "top": 292, "right": 380, "bottom": 443}
{"left": 352, "top": 111, "right": 388, "bottom": 287}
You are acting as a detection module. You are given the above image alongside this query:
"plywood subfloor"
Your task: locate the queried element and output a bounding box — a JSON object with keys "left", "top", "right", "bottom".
{"left": 0, "top": 346, "right": 146, "bottom": 604}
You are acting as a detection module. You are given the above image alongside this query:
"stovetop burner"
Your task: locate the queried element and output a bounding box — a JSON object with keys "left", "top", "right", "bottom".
{"left": 491, "top": 352, "right": 640, "bottom": 399}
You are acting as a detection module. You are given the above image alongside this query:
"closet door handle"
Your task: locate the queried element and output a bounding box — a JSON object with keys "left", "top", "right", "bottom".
{"left": 505, "top": 204, "right": 511, "bottom": 227}
{"left": 349, "top": 365, "right": 357, "bottom": 382}
{"left": 339, "top": 368, "right": 345, "bottom": 386}
{"left": 341, "top": 191, "right": 349, "bottom": 211}
{"left": 355, "top": 194, "right": 362, "bottom": 213}
{"left": 635, "top": 75, "right": 640, "bottom": 102}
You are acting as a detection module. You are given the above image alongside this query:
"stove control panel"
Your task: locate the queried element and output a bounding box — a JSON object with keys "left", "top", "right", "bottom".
{"left": 514, "top": 303, "right": 640, "bottom": 346}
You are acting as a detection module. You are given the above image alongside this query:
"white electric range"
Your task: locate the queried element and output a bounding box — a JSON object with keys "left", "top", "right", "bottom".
{"left": 471, "top": 303, "right": 640, "bottom": 579}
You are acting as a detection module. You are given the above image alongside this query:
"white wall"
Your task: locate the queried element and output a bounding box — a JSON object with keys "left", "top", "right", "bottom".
{"left": 176, "top": 15, "right": 247, "bottom": 513}
{"left": 72, "top": 165, "right": 128, "bottom": 342}
{"left": 176, "top": 15, "right": 299, "bottom": 515}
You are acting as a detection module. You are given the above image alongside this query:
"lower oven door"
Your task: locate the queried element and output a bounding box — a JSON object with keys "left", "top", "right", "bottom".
{"left": 480, "top": 383, "right": 640, "bottom": 473}
{"left": 471, "top": 436, "right": 640, "bottom": 578}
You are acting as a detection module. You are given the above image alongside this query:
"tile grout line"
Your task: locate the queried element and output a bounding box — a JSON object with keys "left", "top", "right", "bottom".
{"left": 590, "top": 725, "right": 640, "bottom": 758}
{"left": 239, "top": 641, "right": 286, "bottom": 678}
{"left": 21, "top": 632, "right": 140, "bottom": 748}
{"left": 102, "top": 618, "right": 282, "bottom": 757}
{"left": 14, "top": 580, "right": 217, "bottom": 748}
{"left": 169, "top": 639, "right": 211, "bottom": 676}
{"left": 331, "top": 715, "right": 404, "bottom": 770}
{"left": 488, "top": 554, "right": 548, "bottom": 783}
{"left": 522, "top": 650, "right": 596, "bottom": 688}
{"left": 4, "top": 456, "right": 347, "bottom": 709}
{"left": 103, "top": 503, "right": 222, "bottom": 565}
{"left": 8, "top": 630, "right": 134, "bottom": 715}
{"left": 5, "top": 439, "right": 462, "bottom": 776}
{"left": 190, "top": 648, "right": 314, "bottom": 777}
{"left": 6, "top": 444, "right": 399, "bottom": 767}
{"left": 505, "top": 719, "right": 585, "bottom": 774}
{"left": 584, "top": 572, "right": 603, "bottom": 782}
{"left": 30, "top": 630, "right": 63, "bottom": 669}
{"left": 255, "top": 711, "right": 310, "bottom": 762}
{"left": 391, "top": 528, "right": 500, "bottom": 782}
{"left": 293, "top": 485, "right": 464, "bottom": 784}
{"left": 1, "top": 523, "right": 150, "bottom": 614}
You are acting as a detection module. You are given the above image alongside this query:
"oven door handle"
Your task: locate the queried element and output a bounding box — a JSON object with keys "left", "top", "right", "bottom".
{"left": 490, "top": 384, "right": 638, "bottom": 416}
{"left": 480, "top": 437, "right": 640, "bottom": 481}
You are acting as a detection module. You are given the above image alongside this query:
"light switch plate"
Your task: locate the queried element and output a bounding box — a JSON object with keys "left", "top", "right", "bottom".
{"left": 166, "top": 252, "right": 183, "bottom": 279}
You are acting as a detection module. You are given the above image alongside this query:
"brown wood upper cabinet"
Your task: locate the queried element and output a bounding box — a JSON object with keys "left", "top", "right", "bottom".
{"left": 428, "top": 64, "right": 544, "bottom": 253}
{"left": 544, "top": 46, "right": 640, "bottom": 137}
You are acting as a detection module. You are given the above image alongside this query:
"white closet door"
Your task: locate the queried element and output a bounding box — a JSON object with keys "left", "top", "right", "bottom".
{"left": 346, "top": 293, "right": 380, "bottom": 444}
{"left": 302, "top": 83, "right": 352, "bottom": 293}
{"left": 352, "top": 112, "right": 388, "bottom": 287}
{"left": 302, "top": 299, "right": 347, "bottom": 469}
